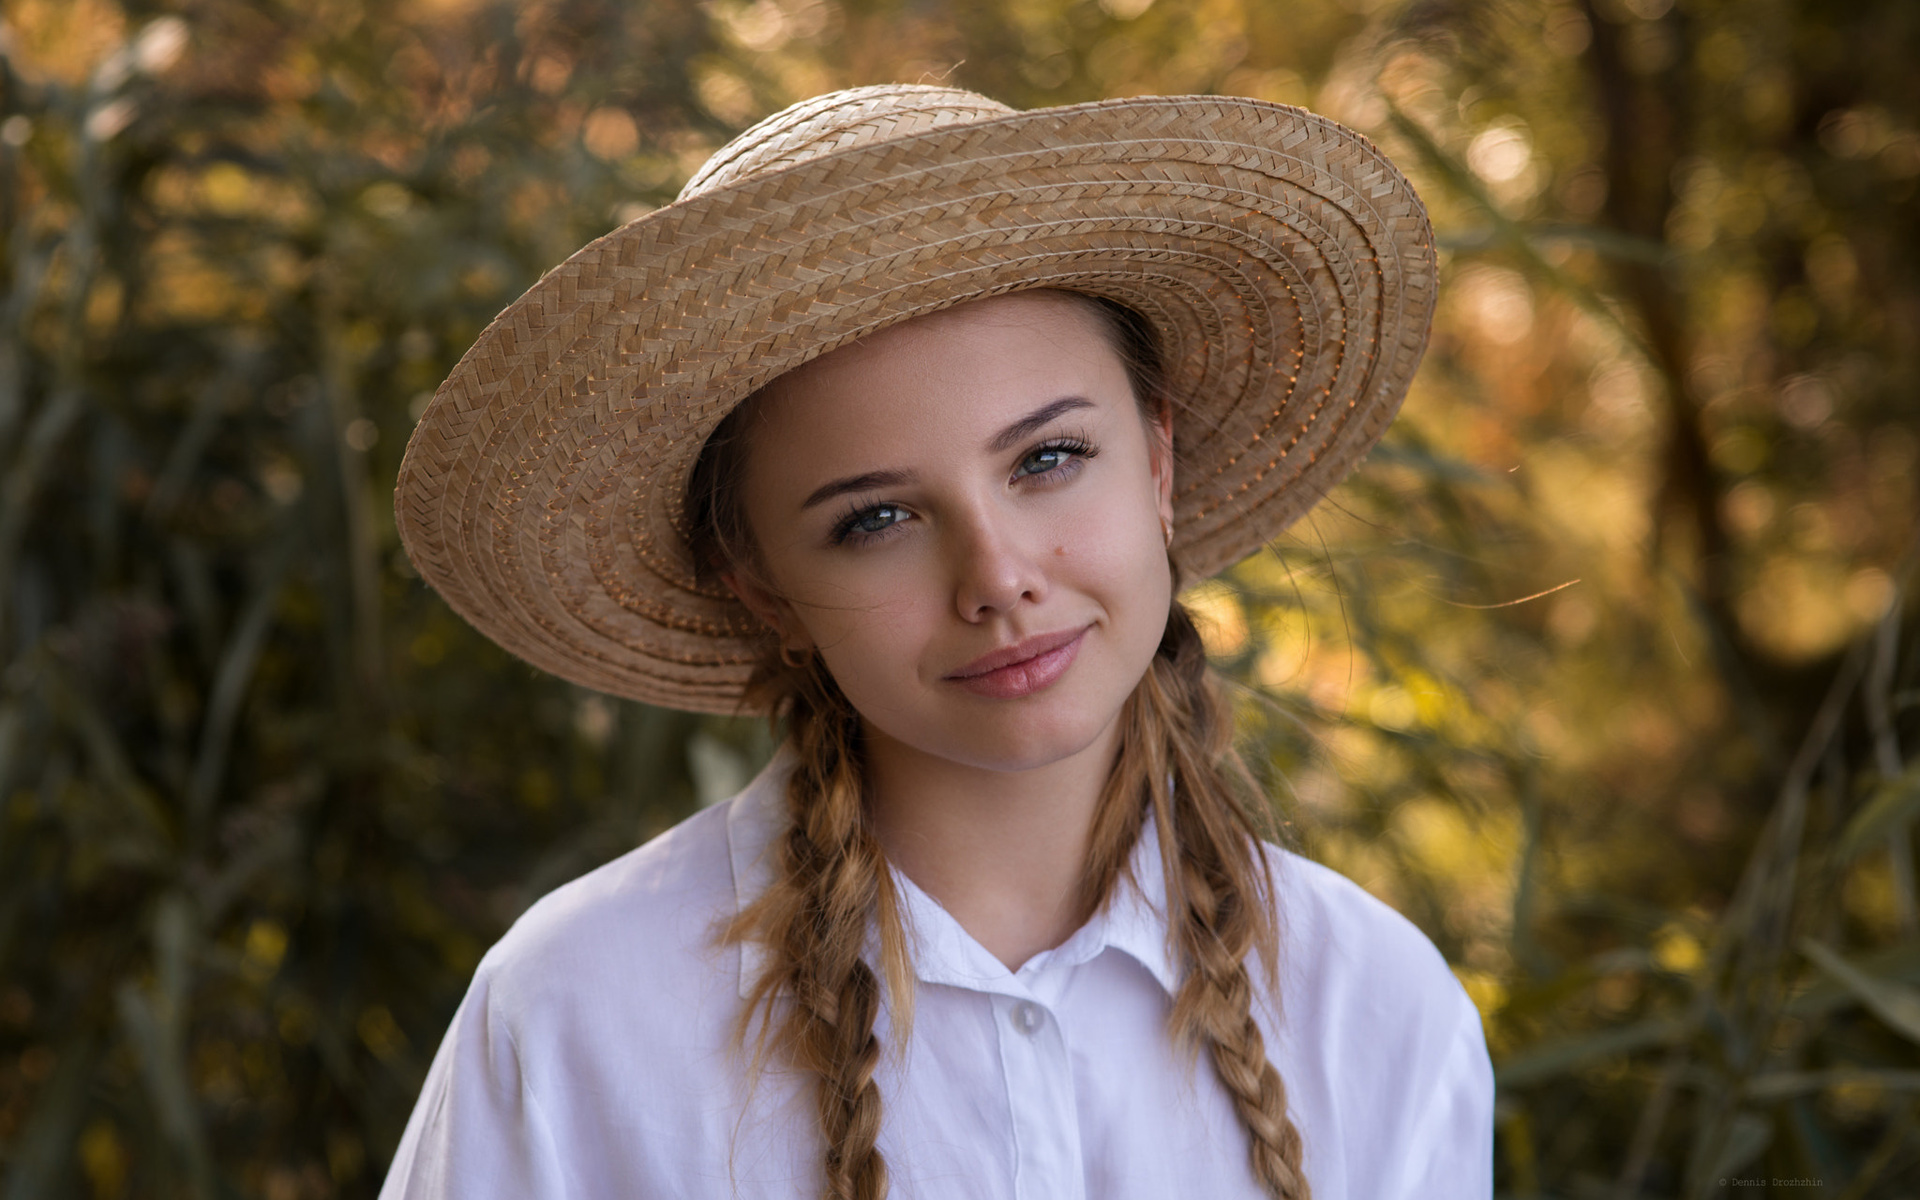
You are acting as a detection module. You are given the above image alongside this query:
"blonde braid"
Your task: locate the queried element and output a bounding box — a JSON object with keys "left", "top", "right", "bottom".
{"left": 1167, "top": 807, "right": 1310, "bottom": 1199}
{"left": 1139, "top": 603, "right": 1312, "bottom": 1200}
{"left": 728, "top": 656, "right": 896, "bottom": 1200}
{"left": 1072, "top": 295, "right": 1309, "bottom": 1194}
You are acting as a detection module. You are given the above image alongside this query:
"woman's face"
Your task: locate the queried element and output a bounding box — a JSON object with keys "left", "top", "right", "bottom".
{"left": 724, "top": 290, "right": 1175, "bottom": 774}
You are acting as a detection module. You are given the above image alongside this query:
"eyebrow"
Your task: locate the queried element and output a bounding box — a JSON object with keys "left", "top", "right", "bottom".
{"left": 798, "top": 396, "right": 1097, "bottom": 511}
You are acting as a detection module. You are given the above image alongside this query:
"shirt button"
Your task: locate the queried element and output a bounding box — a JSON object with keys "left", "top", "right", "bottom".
{"left": 1009, "top": 1001, "right": 1045, "bottom": 1036}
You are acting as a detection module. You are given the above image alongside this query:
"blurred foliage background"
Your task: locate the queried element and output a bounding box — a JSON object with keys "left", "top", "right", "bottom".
{"left": 0, "top": 0, "right": 1915, "bottom": 1195}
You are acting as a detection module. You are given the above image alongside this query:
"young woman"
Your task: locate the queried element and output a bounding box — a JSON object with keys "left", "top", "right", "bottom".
{"left": 382, "top": 86, "right": 1493, "bottom": 1199}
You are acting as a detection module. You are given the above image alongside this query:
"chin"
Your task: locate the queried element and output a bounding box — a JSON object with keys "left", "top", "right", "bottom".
{"left": 874, "top": 686, "right": 1125, "bottom": 775}
{"left": 956, "top": 720, "right": 1105, "bottom": 773}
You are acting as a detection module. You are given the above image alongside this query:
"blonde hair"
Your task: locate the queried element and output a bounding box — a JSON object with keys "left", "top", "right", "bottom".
{"left": 685, "top": 292, "right": 1310, "bottom": 1200}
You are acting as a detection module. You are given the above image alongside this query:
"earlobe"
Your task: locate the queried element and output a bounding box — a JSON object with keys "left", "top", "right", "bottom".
{"left": 1150, "top": 409, "right": 1176, "bottom": 530}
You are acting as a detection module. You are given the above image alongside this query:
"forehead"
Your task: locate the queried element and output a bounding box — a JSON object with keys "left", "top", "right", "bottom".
{"left": 746, "top": 291, "right": 1129, "bottom": 442}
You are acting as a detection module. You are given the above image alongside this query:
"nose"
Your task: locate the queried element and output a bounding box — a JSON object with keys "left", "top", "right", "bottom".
{"left": 949, "top": 505, "right": 1048, "bottom": 622}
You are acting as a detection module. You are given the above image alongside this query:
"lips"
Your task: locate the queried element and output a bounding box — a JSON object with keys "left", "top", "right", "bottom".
{"left": 946, "top": 626, "right": 1091, "bottom": 679}
{"left": 945, "top": 626, "right": 1089, "bottom": 700}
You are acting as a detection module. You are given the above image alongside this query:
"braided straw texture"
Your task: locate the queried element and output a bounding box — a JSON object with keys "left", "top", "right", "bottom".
{"left": 393, "top": 84, "right": 1435, "bottom": 714}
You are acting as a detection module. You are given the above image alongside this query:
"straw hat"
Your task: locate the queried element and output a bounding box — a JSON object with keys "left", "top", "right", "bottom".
{"left": 394, "top": 84, "right": 1435, "bottom": 715}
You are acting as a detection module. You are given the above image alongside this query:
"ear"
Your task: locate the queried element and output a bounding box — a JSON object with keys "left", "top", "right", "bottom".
{"left": 1147, "top": 402, "right": 1175, "bottom": 532}
{"left": 718, "top": 567, "right": 813, "bottom": 652}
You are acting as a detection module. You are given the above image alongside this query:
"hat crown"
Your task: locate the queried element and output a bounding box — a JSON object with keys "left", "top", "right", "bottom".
{"left": 676, "top": 84, "right": 1016, "bottom": 202}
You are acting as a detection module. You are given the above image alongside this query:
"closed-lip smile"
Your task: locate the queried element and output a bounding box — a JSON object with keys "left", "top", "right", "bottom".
{"left": 945, "top": 625, "right": 1091, "bottom": 680}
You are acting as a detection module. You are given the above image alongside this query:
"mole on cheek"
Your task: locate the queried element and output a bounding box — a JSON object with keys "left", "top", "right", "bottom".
{"left": 1053, "top": 545, "right": 1067, "bottom": 557}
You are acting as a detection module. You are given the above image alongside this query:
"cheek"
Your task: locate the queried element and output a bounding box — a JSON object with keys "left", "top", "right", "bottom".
{"left": 1048, "top": 477, "right": 1167, "bottom": 588}
{"left": 797, "top": 574, "right": 939, "bottom": 693}
{"left": 1059, "top": 484, "right": 1173, "bottom": 660}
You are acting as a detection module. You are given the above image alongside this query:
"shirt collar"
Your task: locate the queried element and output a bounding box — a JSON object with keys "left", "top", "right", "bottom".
{"left": 725, "top": 741, "right": 792, "bottom": 1000}
{"left": 727, "top": 743, "right": 1181, "bottom": 1000}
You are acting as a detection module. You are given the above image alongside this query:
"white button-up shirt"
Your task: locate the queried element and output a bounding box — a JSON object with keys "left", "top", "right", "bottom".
{"left": 381, "top": 744, "right": 1494, "bottom": 1198}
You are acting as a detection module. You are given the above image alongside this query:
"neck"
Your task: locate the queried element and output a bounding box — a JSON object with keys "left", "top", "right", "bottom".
{"left": 863, "top": 714, "right": 1124, "bottom": 973}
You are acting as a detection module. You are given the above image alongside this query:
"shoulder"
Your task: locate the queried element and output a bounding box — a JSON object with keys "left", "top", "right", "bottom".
{"left": 469, "top": 798, "right": 743, "bottom": 1041}
{"left": 1261, "top": 844, "right": 1467, "bottom": 1019}
{"left": 380, "top": 754, "right": 815, "bottom": 1199}
{"left": 1257, "top": 844, "right": 1494, "bottom": 1190}
{"left": 464, "top": 740, "right": 801, "bottom": 1049}
{"left": 1260, "top": 843, "right": 1484, "bottom": 1053}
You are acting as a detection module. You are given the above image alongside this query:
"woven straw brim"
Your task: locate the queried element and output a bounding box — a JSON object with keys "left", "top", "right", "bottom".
{"left": 394, "top": 95, "right": 1435, "bottom": 715}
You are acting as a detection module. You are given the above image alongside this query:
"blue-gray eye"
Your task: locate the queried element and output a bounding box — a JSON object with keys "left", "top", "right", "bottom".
{"left": 1020, "top": 447, "right": 1071, "bottom": 475}
{"left": 833, "top": 502, "right": 907, "bottom": 544}
{"left": 852, "top": 505, "right": 904, "bottom": 534}
{"left": 1018, "top": 437, "right": 1097, "bottom": 478}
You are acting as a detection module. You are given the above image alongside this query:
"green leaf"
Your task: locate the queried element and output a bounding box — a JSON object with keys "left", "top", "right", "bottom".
{"left": 1709, "top": 1112, "right": 1772, "bottom": 1177}
{"left": 114, "top": 894, "right": 213, "bottom": 1193}
{"left": 1745, "top": 1067, "right": 1920, "bottom": 1099}
{"left": 1494, "top": 1015, "right": 1693, "bottom": 1089}
{"left": 1362, "top": 440, "right": 1499, "bottom": 486}
{"left": 1800, "top": 938, "right": 1920, "bottom": 1045}
{"left": 1786, "top": 941, "right": 1920, "bottom": 1017}
{"left": 1835, "top": 764, "right": 1920, "bottom": 862}
{"left": 1438, "top": 222, "right": 1673, "bottom": 265}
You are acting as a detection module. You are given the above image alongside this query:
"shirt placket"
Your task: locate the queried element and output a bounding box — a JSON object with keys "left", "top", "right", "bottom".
{"left": 989, "top": 990, "right": 1085, "bottom": 1200}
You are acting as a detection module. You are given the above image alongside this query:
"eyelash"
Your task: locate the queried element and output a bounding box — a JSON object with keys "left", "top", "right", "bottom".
{"left": 829, "top": 435, "right": 1101, "bottom": 547}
